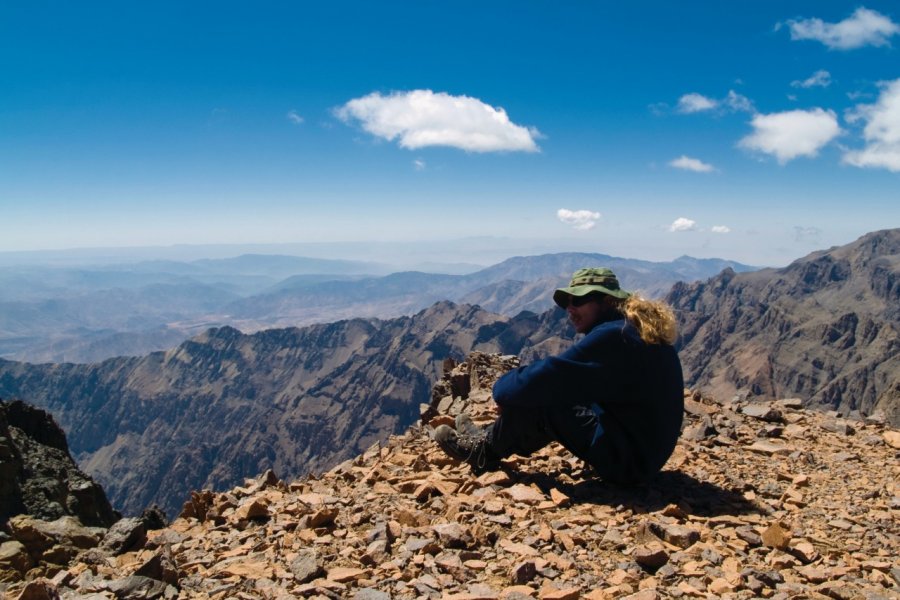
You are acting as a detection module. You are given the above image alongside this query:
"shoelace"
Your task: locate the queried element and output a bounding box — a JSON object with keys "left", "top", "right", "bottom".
{"left": 455, "top": 431, "right": 489, "bottom": 468}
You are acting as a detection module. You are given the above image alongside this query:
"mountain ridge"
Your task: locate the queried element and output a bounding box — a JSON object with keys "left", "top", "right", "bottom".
{"left": 669, "top": 228, "right": 899, "bottom": 425}
{"left": 0, "top": 302, "right": 571, "bottom": 517}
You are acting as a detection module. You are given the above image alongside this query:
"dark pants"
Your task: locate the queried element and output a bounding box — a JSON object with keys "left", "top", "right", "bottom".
{"left": 487, "top": 403, "right": 632, "bottom": 482}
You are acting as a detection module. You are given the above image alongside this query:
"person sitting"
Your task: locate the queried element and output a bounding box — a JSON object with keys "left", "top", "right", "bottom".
{"left": 433, "top": 267, "right": 684, "bottom": 484}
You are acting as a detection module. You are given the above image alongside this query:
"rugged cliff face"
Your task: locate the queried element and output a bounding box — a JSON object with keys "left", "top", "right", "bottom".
{"left": 0, "top": 302, "right": 571, "bottom": 518}
{"left": 0, "top": 399, "right": 116, "bottom": 528}
{"left": 667, "top": 229, "right": 900, "bottom": 425}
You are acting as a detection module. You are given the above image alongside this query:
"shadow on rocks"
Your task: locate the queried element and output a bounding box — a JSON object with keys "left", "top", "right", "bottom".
{"left": 511, "top": 468, "right": 763, "bottom": 518}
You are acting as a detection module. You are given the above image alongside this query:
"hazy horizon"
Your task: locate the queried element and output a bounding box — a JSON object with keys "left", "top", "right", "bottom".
{"left": 0, "top": 234, "right": 804, "bottom": 271}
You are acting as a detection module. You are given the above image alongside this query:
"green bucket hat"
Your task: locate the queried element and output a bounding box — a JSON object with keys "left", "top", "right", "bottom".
{"left": 553, "top": 267, "right": 631, "bottom": 308}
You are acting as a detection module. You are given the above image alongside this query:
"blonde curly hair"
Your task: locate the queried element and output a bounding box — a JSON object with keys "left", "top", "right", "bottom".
{"left": 618, "top": 294, "right": 678, "bottom": 345}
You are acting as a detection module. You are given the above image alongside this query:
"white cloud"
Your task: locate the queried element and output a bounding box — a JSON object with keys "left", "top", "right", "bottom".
{"left": 287, "top": 110, "right": 304, "bottom": 125}
{"left": 725, "top": 90, "right": 754, "bottom": 113}
{"left": 738, "top": 108, "right": 841, "bottom": 163}
{"left": 785, "top": 7, "right": 900, "bottom": 50}
{"left": 413, "top": 159, "right": 426, "bottom": 171}
{"left": 672, "top": 91, "right": 753, "bottom": 116}
{"left": 843, "top": 78, "right": 900, "bottom": 171}
{"left": 669, "top": 155, "right": 715, "bottom": 173}
{"left": 335, "top": 90, "right": 540, "bottom": 153}
{"left": 849, "top": 150, "right": 900, "bottom": 176}
{"left": 677, "top": 93, "right": 718, "bottom": 113}
{"left": 791, "top": 69, "right": 832, "bottom": 89}
{"left": 557, "top": 209, "right": 601, "bottom": 231}
{"left": 711, "top": 225, "right": 731, "bottom": 234}
{"left": 669, "top": 217, "right": 697, "bottom": 232}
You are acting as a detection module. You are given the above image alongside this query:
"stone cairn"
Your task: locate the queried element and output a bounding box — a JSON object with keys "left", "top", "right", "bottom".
{"left": 1, "top": 351, "right": 898, "bottom": 599}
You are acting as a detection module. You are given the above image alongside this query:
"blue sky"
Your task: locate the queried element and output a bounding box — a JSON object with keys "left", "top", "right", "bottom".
{"left": 1, "top": 1, "right": 898, "bottom": 266}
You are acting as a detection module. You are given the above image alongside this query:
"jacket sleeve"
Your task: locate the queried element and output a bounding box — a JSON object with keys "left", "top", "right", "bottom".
{"left": 492, "top": 321, "right": 631, "bottom": 409}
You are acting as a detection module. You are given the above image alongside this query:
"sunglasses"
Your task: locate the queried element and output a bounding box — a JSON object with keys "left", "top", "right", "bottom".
{"left": 566, "top": 294, "right": 599, "bottom": 308}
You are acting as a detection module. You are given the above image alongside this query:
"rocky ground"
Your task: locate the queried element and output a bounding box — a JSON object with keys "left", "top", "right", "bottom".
{"left": 1, "top": 352, "right": 898, "bottom": 599}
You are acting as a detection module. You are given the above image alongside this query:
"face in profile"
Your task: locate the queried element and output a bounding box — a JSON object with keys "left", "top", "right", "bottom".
{"left": 564, "top": 293, "right": 613, "bottom": 334}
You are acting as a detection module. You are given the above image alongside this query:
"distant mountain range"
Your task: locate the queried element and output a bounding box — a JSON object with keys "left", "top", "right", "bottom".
{"left": 1, "top": 232, "right": 894, "bottom": 518}
{"left": 0, "top": 252, "right": 753, "bottom": 363}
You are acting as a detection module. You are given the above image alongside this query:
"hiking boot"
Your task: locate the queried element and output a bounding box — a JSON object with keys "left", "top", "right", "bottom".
{"left": 455, "top": 412, "right": 482, "bottom": 437}
{"left": 433, "top": 424, "right": 500, "bottom": 474}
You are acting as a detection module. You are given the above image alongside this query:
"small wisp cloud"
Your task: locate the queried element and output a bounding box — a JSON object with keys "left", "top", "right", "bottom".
{"left": 670, "top": 155, "right": 715, "bottom": 173}
{"left": 557, "top": 209, "right": 601, "bottom": 231}
{"left": 725, "top": 91, "right": 754, "bottom": 113}
{"left": 791, "top": 70, "right": 832, "bottom": 89}
{"left": 668, "top": 219, "right": 729, "bottom": 233}
{"left": 669, "top": 217, "right": 697, "bottom": 232}
{"left": 336, "top": 90, "right": 541, "bottom": 153}
{"left": 287, "top": 110, "right": 304, "bottom": 125}
{"left": 676, "top": 91, "right": 753, "bottom": 115}
{"left": 677, "top": 93, "right": 718, "bottom": 114}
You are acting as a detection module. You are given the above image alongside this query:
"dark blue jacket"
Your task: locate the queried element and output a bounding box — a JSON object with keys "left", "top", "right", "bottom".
{"left": 492, "top": 318, "right": 684, "bottom": 483}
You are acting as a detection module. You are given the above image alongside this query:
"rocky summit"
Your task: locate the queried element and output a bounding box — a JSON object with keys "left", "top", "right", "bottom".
{"left": 2, "top": 353, "right": 897, "bottom": 599}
